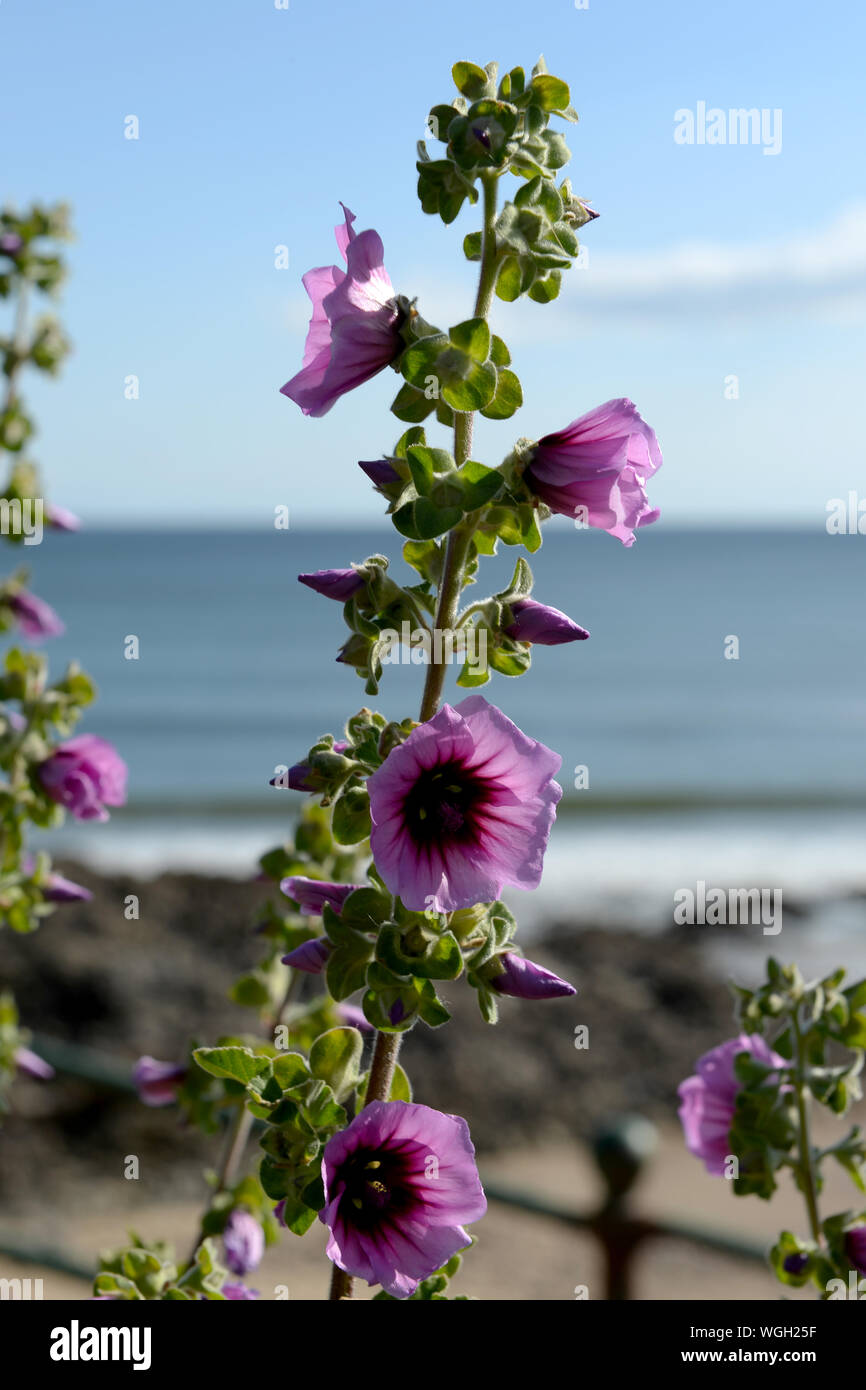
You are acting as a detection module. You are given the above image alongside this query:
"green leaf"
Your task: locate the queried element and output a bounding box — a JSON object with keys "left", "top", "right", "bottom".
{"left": 331, "top": 785, "right": 371, "bottom": 845}
{"left": 440, "top": 359, "right": 497, "bottom": 412}
{"left": 309, "top": 1027, "right": 364, "bottom": 1100}
{"left": 406, "top": 445, "right": 455, "bottom": 496}
{"left": 463, "top": 231, "right": 482, "bottom": 262}
{"left": 531, "top": 74, "right": 571, "bottom": 111}
{"left": 457, "top": 459, "right": 504, "bottom": 510}
{"left": 528, "top": 272, "right": 561, "bottom": 304}
{"left": 457, "top": 656, "right": 490, "bottom": 688}
{"left": 229, "top": 974, "right": 271, "bottom": 1009}
{"left": 403, "top": 538, "right": 443, "bottom": 585}
{"left": 326, "top": 936, "right": 374, "bottom": 1002}
{"left": 480, "top": 368, "right": 523, "bottom": 420}
{"left": 489, "top": 642, "right": 532, "bottom": 677}
{"left": 390, "top": 381, "right": 438, "bottom": 424}
{"left": 489, "top": 334, "right": 511, "bottom": 367}
{"left": 452, "top": 61, "right": 489, "bottom": 100}
{"left": 449, "top": 317, "right": 491, "bottom": 363}
{"left": 394, "top": 497, "right": 464, "bottom": 541}
{"left": 401, "top": 333, "right": 450, "bottom": 389}
{"left": 495, "top": 257, "right": 523, "bottom": 302}
{"left": 193, "top": 1046, "right": 271, "bottom": 1086}
{"left": 389, "top": 1064, "right": 413, "bottom": 1102}
{"left": 417, "top": 979, "right": 451, "bottom": 1028}
{"left": 271, "top": 1052, "right": 310, "bottom": 1090}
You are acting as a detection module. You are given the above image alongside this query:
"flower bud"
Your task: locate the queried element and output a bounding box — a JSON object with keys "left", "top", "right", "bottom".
{"left": 298, "top": 568, "right": 366, "bottom": 601}
{"left": 504, "top": 597, "right": 589, "bottom": 646}
{"left": 488, "top": 952, "right": 576, "bottom": 1000}
{"left": 133, "top": 1056, "right": 186, "bottom": 1106}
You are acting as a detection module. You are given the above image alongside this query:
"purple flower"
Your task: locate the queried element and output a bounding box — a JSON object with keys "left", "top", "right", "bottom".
{"left": 490, "top": 953, "right": 576, "bottom": 1000}
{"left": 336, "top": 1002, "right": 374, "bottom": 1032}
{"left": 41, "top": 870, "right": 93, "bottom": 903}
{"left": 845, "top": 1227, "right": 866, "bottom": 1275}
{"left": 223, "top": 1210, "right": 265, "bottom": 1277}
{"left": 504, "top": 597, "right": 589, "bottom": 646}
{"left": 320, "top": 1100, "right": 486, "bottom": 1299}
{"left": 39, "top": 734, "right": 127, "bottom": 821}
{"left": 783, "top": 1252, "right": 810, "bottom": 1276}
{"left": 273, "top": 740, "right": 350, "bottom": 793}
{"left": 221, "top": 1282, "right": 260, "bottom": 1300}
{"left": 281, "top": 937, "right": 332, "bottom": 975}
{"left": 524, "top": 398, "right": 662, "bottom": 547}
{"left": 0, "top": 232, "right": 23, "bottom": 256}
{"left": 15, "top": 1046, "right": 55, "bottom": 1080}
{"left": 677, "top": 1034, "right": 786, "bottom": 1176}
{"left": 45, "top": 503, "right": 81, "bottom": 532}
{"left": 359, "top": 458, "right": 401, "bottom": 490}
{"left": 298, "top": 568, "right": 366, "bottom": 601}
{"left": 133, "top": 1056, "right": 186, "bottom": 1107}
{"left": 280, "top": 876, "right": 362, "bottom": 916}
{"left": 22, "top": 855, "right": 92, "bottom": 903}
{"left": 280, "top": 204, "right": 403, "bottom": 418}
{"left": 367, "top": 695, "right": 562, "bottom": 914}
{"left": 6, "top": 590, "right": 65, "bottom": 641}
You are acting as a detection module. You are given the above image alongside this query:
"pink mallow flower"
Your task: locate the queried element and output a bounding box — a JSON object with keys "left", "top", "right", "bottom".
{"left": 6, "top": 590, "right": 64, "bottom": 641}
{"left": 133, "top": 1056, "right": 186, "bottom": 1107}
{"left": 367, "top": 695, "right": 562, "bottom": 914}
{"left": 677, "top": 1034, "right": 786, "bottom": 1176}
{"left": 524, "top": 398, "right": 662, "bottom": 547}
{"left": 280, "top": 204, "right": 403, "bottom": 418}
{"left": 39, "top": 734, "right": 127, "bottom": 821}
{"left": 320, "top": 1100, "right": 486, "bottom": 1299}
{"left": 222, "top": 1210, "right": 264, "bottom": 1277}
{"left": 504, "top": 597, "right": 589, "bottom": 646}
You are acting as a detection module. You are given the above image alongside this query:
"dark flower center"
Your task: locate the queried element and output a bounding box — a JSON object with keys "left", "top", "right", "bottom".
{"left": 341, "top": 1150, "right": 412, "bottom": 1229}
{"left": 403, "top": 761, "right": 485, "bottom": 845}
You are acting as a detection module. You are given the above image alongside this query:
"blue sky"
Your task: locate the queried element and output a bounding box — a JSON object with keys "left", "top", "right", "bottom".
{"left": 1, "top": 0, "right": 864, "bottom": 527}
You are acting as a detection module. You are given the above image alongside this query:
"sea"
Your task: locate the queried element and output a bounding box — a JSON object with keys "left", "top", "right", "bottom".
{"left": 20, "top": 524, "right": 866, "bottom": 977}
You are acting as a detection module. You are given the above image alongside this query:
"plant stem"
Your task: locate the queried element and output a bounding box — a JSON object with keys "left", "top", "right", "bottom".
{"left": 187, "top": 971, "right": 302, "bottom": 1266}
{"left": 417, "top": 172, "right": 499, "bottom": 725}
{"left": 792, "top": 1008, "right": 823, "bottom": 1246}
{"left": 329, "top": 168, "right": 501, "bottom": 1302}
{"left": 363, "top": 1028, "right": 402, "bottom": 1107}
{"left": 473, "top": 171, "right": 501, "bottom": 320}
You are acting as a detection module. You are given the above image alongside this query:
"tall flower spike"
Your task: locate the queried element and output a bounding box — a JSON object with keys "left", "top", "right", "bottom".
{"left": 367, "top": 695, "right": 562, "bottom": 913}
{"left": 320, "top": 1100, "right": 486, "bottom": 1298}
{"left": 280, "top": 204, "right": 403, "bottom": 418}
{"left": 524, "top": 398, "right": 662, "bottom": 547}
